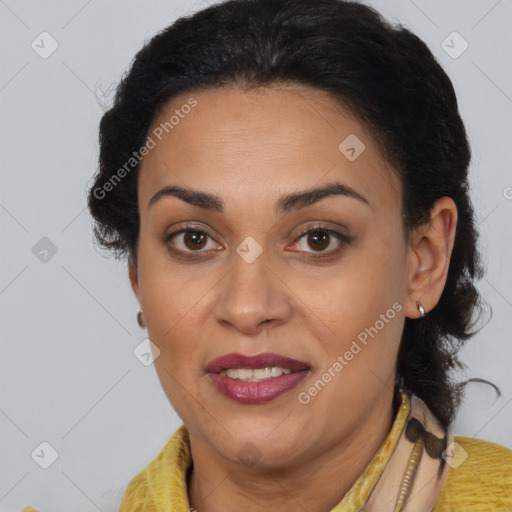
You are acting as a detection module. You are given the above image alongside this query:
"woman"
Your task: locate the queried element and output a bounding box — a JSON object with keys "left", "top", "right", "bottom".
{"left": 86, "top": 0, "right": 512, "bottom": 510}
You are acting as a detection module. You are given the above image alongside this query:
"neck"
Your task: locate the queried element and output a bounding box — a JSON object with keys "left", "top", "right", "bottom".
{"left": 187, "top": 387, "right": 396, "bottom": 512}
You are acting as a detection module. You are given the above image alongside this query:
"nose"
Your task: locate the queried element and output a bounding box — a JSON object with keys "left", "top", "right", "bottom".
{"left": 212, "top": 246, "right": 293, "bottom": 335}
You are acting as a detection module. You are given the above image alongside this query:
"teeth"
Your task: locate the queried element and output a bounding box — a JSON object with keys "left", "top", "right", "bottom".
{"left": 219, "top": 366, "right": 293, "bottom": 381}
{"left": 271, "top": 367, "right": 282, "bottom": 377}
{"left": 238, "top": 368, "right": 253, "bottom": 380}
{"left": 253, "top": 367, "right": 272, "bottom": 379}
{"left": 226, "top": 369, "right": 240, "bottom": 379}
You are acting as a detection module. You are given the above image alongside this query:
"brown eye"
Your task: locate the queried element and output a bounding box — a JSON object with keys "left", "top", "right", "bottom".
{"left": 183, "top": 230, "right": 208, "bottom": 250}
{"left": 163, "top": 225, "right": 222, "bottom": 259}
{"left": 307, "top": 230, "right": 330, "bottom": 251}
{"left": 292, "top": 226, "right": 351, "bottom": 259}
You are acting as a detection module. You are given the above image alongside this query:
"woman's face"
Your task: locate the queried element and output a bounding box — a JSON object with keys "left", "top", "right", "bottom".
{"left": 131, "top": 84, "right": 414, "bottom": 467}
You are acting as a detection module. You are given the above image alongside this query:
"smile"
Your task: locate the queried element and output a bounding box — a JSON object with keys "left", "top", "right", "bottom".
{"left": 206, "top": 352, "right": 311, "bottom": 404}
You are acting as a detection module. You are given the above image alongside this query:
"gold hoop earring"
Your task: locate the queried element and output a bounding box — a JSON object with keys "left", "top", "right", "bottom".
{"left": 137, "top": 310, "right": 146, "bottom": 328}
{"left": 417, "top": 301, "right": 426, "bottom": 318}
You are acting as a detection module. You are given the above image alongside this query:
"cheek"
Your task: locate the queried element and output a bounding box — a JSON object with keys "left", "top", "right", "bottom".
{"left": 305, "top": 232, "right": 406, "bottom": 371}
{"left": 300, "top": 236, "right": 405, "bottom": 331}
{"left": 136, "top": 230, "right": 206, "bottom": 335}
{"left": 135, "top": 247, "right": 202, "bottom": 371}
{"left": 141, "top": 276, "right": 208, "bottom": 371}
{"left": 142, "top": 273, "right": 207, "bottom": 413}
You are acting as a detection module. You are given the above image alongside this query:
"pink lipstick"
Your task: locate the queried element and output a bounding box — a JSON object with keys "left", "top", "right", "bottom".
{"left": 206, "top": 352, "right": 311, "bottom": 404}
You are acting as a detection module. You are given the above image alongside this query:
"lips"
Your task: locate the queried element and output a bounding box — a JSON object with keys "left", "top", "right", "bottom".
{"left": 206, "top": 352, "right": 311, "bottom": 374}
{"left": 206, "top": 352, "right": 311, "bottom": 404}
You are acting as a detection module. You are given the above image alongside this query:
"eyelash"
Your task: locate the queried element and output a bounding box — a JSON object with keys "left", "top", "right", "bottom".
{"left": 163, "top": 223, "right": 351, "bottom": 261}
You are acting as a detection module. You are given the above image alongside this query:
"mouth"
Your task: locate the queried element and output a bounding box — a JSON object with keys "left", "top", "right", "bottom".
{"left": 206, "top": 352, "right": 311, "bottom": 404}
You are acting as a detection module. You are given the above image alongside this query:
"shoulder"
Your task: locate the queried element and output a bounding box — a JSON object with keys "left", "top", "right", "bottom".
{"left": 433, "top": 436, "right": 512, "bottom": 511}
{"left": 119, "top": 424, "right": 192, "bottom": 511}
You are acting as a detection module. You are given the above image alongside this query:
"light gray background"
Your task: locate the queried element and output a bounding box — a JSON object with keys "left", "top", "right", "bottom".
{"left": 1, "top": 0, "right": 511, "bottom": 510}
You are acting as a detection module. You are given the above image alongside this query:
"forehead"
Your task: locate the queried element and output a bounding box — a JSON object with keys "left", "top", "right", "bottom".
{"left": 137, "top": 85, "right": 401, "bottom": 214}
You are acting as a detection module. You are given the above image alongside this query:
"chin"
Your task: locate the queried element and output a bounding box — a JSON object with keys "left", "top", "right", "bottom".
{"left": 221, "top": 436, "right": 305, "bottom": 471}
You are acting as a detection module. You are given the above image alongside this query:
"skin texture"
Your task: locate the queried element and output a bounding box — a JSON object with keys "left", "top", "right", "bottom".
{"left": 129, "top": 84, "right": 457, "bottom": 512}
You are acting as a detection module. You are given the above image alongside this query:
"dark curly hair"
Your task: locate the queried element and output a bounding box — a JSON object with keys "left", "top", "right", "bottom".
{"left": 87, "top": 0, "right": 486, "bottom": 428}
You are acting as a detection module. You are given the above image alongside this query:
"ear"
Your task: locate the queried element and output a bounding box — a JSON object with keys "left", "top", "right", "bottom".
{"left": 404, "top": 196, "right": 458, "bottom": 319}
{"left": 128, "top": 252, "right": 140, "bottom": 302}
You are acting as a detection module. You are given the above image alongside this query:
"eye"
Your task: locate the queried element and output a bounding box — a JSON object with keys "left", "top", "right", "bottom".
{"left": 291, "top": 225, "right": 351, "bottom": 258}
{"left": 164, "top": 224, "right": 222, "bottom": 259}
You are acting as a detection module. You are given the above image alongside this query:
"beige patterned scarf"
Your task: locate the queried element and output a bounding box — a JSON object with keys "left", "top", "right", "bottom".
{"left": 333, "top": 387, "right": 453, "bottom": 511}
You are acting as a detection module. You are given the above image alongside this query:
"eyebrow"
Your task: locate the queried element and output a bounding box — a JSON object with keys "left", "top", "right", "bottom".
{"left": 148, "top": 181, "right": 372, "bottom": 214}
